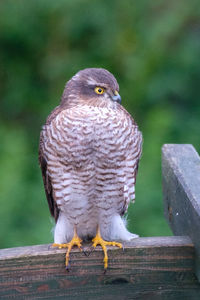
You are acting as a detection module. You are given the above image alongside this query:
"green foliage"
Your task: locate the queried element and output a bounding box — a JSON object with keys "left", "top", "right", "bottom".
{"left": 0, "top": 0, "right": 200, "bottom": 248}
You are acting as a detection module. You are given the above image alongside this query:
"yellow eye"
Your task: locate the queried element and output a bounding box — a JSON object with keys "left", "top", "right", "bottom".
{"left": 94, "top": 87, "right": 105, "bottom": 95}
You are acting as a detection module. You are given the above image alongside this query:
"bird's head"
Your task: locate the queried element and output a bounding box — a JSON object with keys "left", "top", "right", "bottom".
{"left": 61, "top": 68, "right": 121, "bottom": 108}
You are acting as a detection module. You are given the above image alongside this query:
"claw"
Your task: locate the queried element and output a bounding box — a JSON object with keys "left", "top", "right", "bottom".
{"left": 66, "top": 261, "right": 71, "bottom": 271}
{"left": 82, "top": 247, "right": 89, "bottom": 256}
{"left": 52, "top": 243, "right": 68, "bottom": 249}
{"left": 92, "top": 227, "right": 122, "bottom": 270}
{"left": 52, "top": 228, "right": 83, "bottom": 268}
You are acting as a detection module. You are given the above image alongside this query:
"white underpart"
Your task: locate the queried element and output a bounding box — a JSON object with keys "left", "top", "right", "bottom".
{"left": 54, "top": 213, "right": 74, "bottom": 243}
{"left": 54, "top": 214, "right": 138, "bottom": 243}
{"left": 109, "top": 215, "right": 139, "bottom": 240}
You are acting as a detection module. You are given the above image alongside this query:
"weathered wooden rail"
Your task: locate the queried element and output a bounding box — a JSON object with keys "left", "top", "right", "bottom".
{"left": 0, "top": 144, "right": 200, "bottom": 299}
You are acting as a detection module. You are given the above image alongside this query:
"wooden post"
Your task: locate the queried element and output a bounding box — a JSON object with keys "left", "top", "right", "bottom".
{"left": 162, "top": 144, "right": 200, "bottom": 281}
{"left": 0, "top": 237, "right": 200, "bottom": 299}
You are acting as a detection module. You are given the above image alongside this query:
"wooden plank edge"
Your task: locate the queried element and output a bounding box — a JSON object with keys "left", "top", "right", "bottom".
{"left": 0, "top": 236, "right": 193, "bottom": 260}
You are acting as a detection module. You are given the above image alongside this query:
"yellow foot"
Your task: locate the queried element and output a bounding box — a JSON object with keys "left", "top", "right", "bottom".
{"left": 52, "top": 229, "right": 82, "bottom": 268}
{"left": 92, "top": 227, "right": 122, "bottom": 270}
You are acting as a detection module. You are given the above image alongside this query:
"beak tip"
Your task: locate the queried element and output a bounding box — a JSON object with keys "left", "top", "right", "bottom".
{"left": 112, "top": 94, "right": 122, "bottom": 104}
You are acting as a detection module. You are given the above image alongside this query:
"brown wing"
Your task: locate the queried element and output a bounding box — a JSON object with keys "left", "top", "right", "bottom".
{"left": 119, "top": 104, "right": 143, "bottom": 216}
{"left": 38, "top": 106, "right": 62, "bottom": 222}
{"left": 132, "top": 128, "right": 143, "bottom": 182}
{"left": 120, "top": 105, "right": 143, "bottom": 182}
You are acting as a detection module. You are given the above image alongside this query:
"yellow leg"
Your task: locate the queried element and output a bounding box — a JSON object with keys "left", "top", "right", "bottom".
{"left": 52, "top": 228, "right": 82, "bottom": 268}
{"left": 92, "top": 226, "right": 122, "bottom": 269}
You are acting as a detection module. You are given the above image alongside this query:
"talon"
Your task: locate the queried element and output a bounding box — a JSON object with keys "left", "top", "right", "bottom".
{"left": 92, "top": 226, "right": 122, "bottom": 270}
{"left": 83, "top": 250, "right": 88, "bottom": 257}
{"left": 52, "top": 228, "right": 83, "bottom": 268}
{"left": 82, "top": 247, "right": 89, "bottom": 256}
{"left": 52, "top": 243, "right": 68, "bottom": 249}
{"left": 66, "top": 263, "right": 70, "bottom": 272}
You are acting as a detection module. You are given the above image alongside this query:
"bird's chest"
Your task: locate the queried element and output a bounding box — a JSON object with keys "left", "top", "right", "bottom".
{"left": 50, "top": 106, "right": 131, "bottom": 166}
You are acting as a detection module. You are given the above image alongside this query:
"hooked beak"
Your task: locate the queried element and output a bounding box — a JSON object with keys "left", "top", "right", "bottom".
{"left": 112, "top": 91, "right": 121, "bottom": 104}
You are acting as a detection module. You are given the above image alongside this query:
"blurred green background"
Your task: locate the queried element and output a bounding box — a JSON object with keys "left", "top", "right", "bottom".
{"left": 0, "top": 0, "right": 200, "bottom": 248}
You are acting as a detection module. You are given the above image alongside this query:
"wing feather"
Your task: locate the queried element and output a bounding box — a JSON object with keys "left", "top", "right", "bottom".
{"left": 119, "top": 105, "right": 143, "bottom": 215}
{"left": 38, "top": 106, "right": 62, "bottom": 222}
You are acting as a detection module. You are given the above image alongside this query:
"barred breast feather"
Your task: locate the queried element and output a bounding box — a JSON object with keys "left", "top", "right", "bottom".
{"left": 39, "top": 103, "right": 142, "bottom": 242}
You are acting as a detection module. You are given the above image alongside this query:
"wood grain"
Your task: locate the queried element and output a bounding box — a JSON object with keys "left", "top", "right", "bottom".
{"left": 162, "top": 144, "right": 200, "bottom": 281}
{"left": 1, "top": 237, "right": 200, "bottom": 299}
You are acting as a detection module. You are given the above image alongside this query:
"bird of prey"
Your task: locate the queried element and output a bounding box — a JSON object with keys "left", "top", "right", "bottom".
{"left": 39, "top": 68, "right": 142, "bottom": 270}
